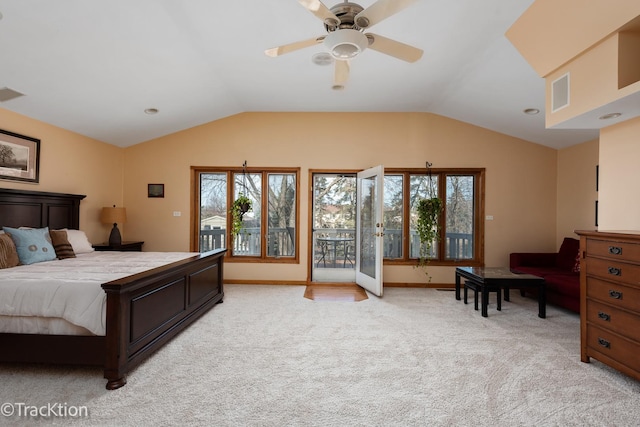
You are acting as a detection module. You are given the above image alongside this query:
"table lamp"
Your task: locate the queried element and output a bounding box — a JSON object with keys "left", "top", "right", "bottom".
{"left": 100, "top": 205, "right": 127, "bottom": 246}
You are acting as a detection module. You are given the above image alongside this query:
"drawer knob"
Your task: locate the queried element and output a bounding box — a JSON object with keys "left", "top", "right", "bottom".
{"left": 607, "top": 267, "right": 621, "bottom": 276}
{"left": 597, "top": 338, "right": 611, "bottom": 349}
{"left": 608, "top": 290, "right": 623, "bottom": 299}
{"left": 608, "top": 246, "right": 622, "bottom": 255}
{"left": 597, "top": 311, "right": 611, "bottom": 321}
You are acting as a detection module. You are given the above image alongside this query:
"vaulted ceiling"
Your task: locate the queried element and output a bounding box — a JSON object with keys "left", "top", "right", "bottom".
{"left": 0, "top": 0, "right": 599, "bottom": 148}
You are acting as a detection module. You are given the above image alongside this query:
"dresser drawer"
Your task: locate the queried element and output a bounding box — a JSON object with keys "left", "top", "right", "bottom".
{"left": 586, "top": 299, "right": 640, "bottom": 341}
{"left": 586, "top": 239, "right": 640, "bottom": 263}
{"left": 586, "top": 277, "right": 640, "bottom": 312}
{"left": 586, "top": 257, "right": 640, "bottom": 286}
{"left": 587, "top": 324, "right": 640, "bottom": 373}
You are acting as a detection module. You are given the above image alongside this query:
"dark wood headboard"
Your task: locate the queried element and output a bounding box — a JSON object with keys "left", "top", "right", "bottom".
{"left": 0, "top": 188, "right": 86, "bottom": 229}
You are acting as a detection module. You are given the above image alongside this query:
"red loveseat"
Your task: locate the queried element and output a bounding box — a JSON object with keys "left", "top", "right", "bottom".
{"left": 509, "top": 237, "right": 580, "bottom": 313}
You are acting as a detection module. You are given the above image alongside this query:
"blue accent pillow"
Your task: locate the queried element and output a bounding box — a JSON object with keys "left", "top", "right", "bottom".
{"left": 3, "top": 227, "right": 57, "bottom": 265}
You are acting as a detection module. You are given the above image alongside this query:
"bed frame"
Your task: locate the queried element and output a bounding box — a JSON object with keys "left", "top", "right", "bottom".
{"left": 0, "top": 188, "right": 226, "bottom": 389}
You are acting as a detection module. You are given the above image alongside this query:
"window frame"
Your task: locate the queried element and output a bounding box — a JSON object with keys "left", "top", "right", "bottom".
{"left": 191, "top": 166, "right": 300, "bottom": 264}
{"left": 384, "top": 167, "right": 485, "bottom": 267}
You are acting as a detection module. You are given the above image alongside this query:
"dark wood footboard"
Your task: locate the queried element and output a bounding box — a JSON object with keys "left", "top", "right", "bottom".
{"left": 102, "top": 249, "right": 226, "bottom": 389}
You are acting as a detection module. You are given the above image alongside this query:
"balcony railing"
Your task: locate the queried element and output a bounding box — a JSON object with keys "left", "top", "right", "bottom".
{"left": 199, "top": 227, "right": 294, "bottom": 257}
{"left": 199, "top": 228, "right": 472, "bottom": 260}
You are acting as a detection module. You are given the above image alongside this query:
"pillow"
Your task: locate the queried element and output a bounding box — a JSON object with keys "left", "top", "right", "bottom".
{"left": 572, "top": 251, "right": 581, "bottom": 273}
{"left": 63, "top": 229, "right": 95, "bottom": 254}
{"left": 49, "top": 229, "right": 76, "bottom": 260}
{"left": 0, "top": 233, "right": 20, "bottom": 269}
{"left": 556, "top": 237, "right": 580, "bottom": 271}
{"left": 3, "top": 226, "right": 57, "bottom": 265}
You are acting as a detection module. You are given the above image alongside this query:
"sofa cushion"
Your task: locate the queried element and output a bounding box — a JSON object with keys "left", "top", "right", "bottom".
{"left": 544, "top": 274, "right": 580, "bottom": 297}
{"left": 512, "top": 266, "right": 574, "bottom": 279}
{"left": 572, "top": 251, "right": 581, "bottom": 273}
{"left": 556, "top": 237, "right": 580, "bottom": 271}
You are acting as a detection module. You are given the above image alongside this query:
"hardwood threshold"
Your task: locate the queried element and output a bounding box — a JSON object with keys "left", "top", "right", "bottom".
{"left": 304, "top": 284, "right": 368, "bottom": 302}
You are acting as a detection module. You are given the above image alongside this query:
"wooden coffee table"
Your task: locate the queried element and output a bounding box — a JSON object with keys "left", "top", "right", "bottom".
{"left": 455, "top": 267, "right": 546, "bottom": 318}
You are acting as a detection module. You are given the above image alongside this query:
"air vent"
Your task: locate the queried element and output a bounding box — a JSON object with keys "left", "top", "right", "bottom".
{"left": 0, "top": 87, "right": 25, "bottom": 102}
{"left": 551, "top": 73, "right": 570, "bottom": 112}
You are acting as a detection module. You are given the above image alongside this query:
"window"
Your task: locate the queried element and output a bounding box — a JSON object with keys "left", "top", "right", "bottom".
{"left": 384, "top": 168, "right": 484, "bottom": 266}
{"left": 193, "top": 167, "right": 299, "bottom": 262}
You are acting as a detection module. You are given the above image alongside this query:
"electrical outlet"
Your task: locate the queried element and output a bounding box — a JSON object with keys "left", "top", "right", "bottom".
{"left": 486, "top": 215, "right": 494, "bottom": 220}
{"left": 173, "top": 211, "right": 181, "bottom": 217}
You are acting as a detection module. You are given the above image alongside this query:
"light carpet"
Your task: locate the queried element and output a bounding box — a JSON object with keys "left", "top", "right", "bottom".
{"left": 1, "top": 285, "right": 639, "bottom": 426}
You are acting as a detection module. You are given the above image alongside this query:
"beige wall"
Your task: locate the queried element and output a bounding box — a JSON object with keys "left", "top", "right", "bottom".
{"left": 556, "top": 138, "right": 599, "bottom": 244}
{"left": 507, "top": 0, "right": 640, "bottom": 247}
{"left": 598, "top": 116, "right": 640, "bottom": 230}
{"left": 123, "top": 112, "right": 558, "bottom": 285}
{"left": 2, "top": 107, "right": 597, "bottom": 286}
{"left": 0, "top": 108, "right": 124, "bottom": 244}
{"left": 506, "top": 0, "right": 640, "bottom": 77}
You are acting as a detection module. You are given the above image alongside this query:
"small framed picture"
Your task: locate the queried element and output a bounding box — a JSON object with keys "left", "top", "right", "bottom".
{"left": 0, "top": 129, "right": 40, "bottom": 183}
{"left": 148, "top": 183, "right": 164, "bottom": 198}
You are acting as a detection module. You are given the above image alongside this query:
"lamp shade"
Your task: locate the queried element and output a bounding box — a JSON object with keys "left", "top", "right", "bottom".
{"left": 100, "top": 207, "right": 127, "bottom": 224}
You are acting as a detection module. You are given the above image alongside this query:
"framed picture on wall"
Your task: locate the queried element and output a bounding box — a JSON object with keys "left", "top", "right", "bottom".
{"left": 0, "top": 129, "right": 40, "bottom": 183}
{"left": 148, "top": 183, "right": 164, "bottom": 198}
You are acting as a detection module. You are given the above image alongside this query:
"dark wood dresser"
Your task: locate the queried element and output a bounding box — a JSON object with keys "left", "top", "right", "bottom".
{"left": 576, "top": 230, "right": 640, "bottom": 382}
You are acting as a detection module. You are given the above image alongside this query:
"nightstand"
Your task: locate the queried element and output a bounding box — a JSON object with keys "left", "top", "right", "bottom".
{"left": 93, "top": 241, "right": 144, "bottom": 252}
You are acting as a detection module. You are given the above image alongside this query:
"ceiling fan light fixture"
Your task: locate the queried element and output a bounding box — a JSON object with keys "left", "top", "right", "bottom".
{"left": 323, "top": 29, "right": 368, "bottom": 59}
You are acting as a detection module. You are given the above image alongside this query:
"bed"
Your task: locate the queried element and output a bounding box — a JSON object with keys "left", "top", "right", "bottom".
{"left": 0, "top": 188, "right": 226, "bottom": 389}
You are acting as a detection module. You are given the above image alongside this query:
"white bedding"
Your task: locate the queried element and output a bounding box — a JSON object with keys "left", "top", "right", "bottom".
{"left": 0, "top": 251, "right": 197, "bottom": 336}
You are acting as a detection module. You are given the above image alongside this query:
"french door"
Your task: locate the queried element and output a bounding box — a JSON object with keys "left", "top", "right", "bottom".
{"left": 311, "top": 173, "right": 356, "bottom": 283}
{"left": 355, "top": 165, "right": 384, "bottom": 296}
{"left": 310, "top": 167, "right": 384, "bottom": 296}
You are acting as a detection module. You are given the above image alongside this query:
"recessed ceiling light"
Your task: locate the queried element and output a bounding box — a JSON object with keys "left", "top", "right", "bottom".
{"left": 144, "top": 108, "right": 159, "bottom": 115}
{"left": 312, "top": 52, "right": 333, "bottom": 66}
{"left": 599, "top": 112, "right": 621, "bottom": 120}
{"left": 523, "top": 108, "right": 540, "bottom": 115}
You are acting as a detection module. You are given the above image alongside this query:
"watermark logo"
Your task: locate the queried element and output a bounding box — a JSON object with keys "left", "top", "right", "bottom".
{"left": 1, "top": 402, "right": 89, "bottom": 419}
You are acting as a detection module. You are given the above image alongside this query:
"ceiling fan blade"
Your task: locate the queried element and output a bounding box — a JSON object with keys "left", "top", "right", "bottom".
{"left": 265, "top": 36, "right": 324, "bottom": 57}
{"left": 367, "top": 33, "right": 423, "bottom": 63}
{"left": 355, "top": 0, "right": 419, "bottom": 29}
{"left": 298, "top": 0, "right": 340, "bottom": 27}
{"left": 334, "top": 60, "right": 350, "bottom": 87}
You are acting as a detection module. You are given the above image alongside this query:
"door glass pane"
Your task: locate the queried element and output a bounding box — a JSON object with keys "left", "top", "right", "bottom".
{"left": 383, "top": 174, "right": 403, "bottom": 259}
{"left": 445, "top": 175, "right": 474, "bottom": 260}
{"left": 233, "top": 172, "right": 261, "bottom": 256}
{"left": 409, "top": 174, "right": 438, "bottom": 259}
{"left": 359, "top": 175, "right": 376, "bottom": 278}
{"left": 267, "top": 173, "right": 296, "bottom": 257}
{"left": 313, "top": 174, "right": 356, "bottom": 270}
{"left": 199, "top": 173, "right": 227, "bottom": 252}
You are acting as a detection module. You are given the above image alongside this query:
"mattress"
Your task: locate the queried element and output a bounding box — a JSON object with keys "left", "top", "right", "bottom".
{"left": 0, "top": 251, "right": 197, "bottom": 336}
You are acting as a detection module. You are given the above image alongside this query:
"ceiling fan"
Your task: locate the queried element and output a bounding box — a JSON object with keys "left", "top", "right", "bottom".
{"left": 265, "top": 0, "right": 423, "bottom": 89}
